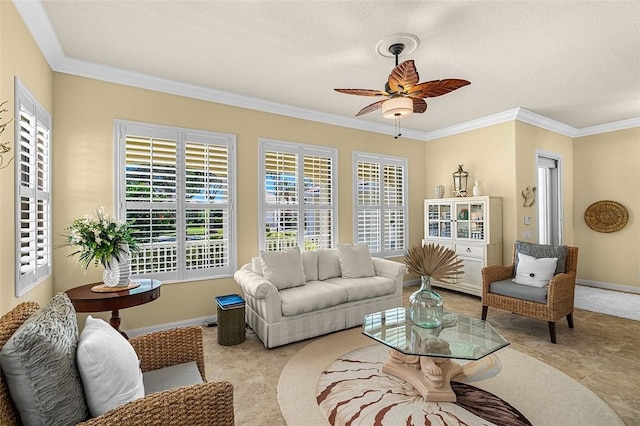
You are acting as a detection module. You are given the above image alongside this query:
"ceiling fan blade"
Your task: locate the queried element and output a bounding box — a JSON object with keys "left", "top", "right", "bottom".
{"left": 412, "top": 98, "right": 428, "bottom": 114}
{"left": 334, "top": 88, "right": 388, "bottom": 97}
{"left": 356, "top": 100, "right": 385, "bottom": 116}
{"left": 388, "top": 60, "right": 419, "bottom": 93}
{"left": 407, "top": 79, "right": 471, "bottom": 98}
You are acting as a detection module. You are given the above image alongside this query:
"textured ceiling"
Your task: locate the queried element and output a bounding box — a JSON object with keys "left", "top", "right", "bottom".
{"left": 17, "top": 0, "right": 640, "bottom": 138}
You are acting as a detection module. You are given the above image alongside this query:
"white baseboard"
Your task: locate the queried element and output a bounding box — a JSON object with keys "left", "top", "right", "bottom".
{"left": 576, "top": 279, "right": 640, "bottom": 295}
{"left": 125, "top": 314, "right": 217, "bottom": 338}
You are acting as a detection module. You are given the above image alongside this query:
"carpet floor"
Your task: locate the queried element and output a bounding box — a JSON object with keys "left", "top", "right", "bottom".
{"left": 278, "top": 328, "right": 623, "bottom": 426}
{"left": 574, "top": 285, "right": 640, "bottom": 321}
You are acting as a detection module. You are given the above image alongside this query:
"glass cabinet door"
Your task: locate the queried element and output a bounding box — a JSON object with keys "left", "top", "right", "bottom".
{"left": 455, "top": 201, "right": 486, "bottom": 241}
{"left": 426, "top": 203, "right": 452, "bottom": 238}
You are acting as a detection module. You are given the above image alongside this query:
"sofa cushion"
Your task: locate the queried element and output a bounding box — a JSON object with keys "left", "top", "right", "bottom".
{"left": 325, "top": 276, "right": 397, "bottom": 302}
{"left": 0, "top": 293, "right": 90, "bottom": 425}
{"left": 260, "top": 247, "right": 306, "bottom": 290}
{"left": 515, "top": 241, "right": 568, "bottom": 275}
{"left": 77, "top": 316, "right": 145, "bottom": 417}
{"left": 301, "top": 250, "right": 319, "bottom": 281}
{"left": 337, "top": 244, "right": 375, "bottom": 278}
{"left": 317, "top": 249, "right": 342, "bottom": 280}
{"left": 490, "top": 279, "right": 548, "bottom": 303}
{"left": 142, "top": 361, "right": 203, "bottom": 395}
{"left": 279, "top": 281, "right": 348, "bottom": 316}
{"left": 513, "top": 253, "right": 557, "bottom": 288}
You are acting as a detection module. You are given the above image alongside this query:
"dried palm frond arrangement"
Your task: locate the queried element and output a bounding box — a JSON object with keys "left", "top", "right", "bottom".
{"left": 404, "top": 243, "right": 464, "bottom": 283}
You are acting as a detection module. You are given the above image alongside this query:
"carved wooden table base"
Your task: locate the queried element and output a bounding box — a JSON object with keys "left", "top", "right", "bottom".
{"left": 382, "top": 349, "right": 464, "bottom": 402}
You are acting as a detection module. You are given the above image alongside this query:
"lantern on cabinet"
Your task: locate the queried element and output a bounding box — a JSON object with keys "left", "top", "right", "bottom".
{"left": 452, "top": 165, "right": 469, "bottom": 197}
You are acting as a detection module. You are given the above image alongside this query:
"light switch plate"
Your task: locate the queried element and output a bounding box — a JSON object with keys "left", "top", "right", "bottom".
{"left": 524, "top": 216, "right": 532, "bottom": 225}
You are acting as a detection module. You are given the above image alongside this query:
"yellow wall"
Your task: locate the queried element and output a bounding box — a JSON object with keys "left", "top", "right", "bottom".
{"left": 0, "top": 2, "right": 54, "bottom": 313}
{"left": 514, "top": 121, "right": 574, "bottom": 246}
{"left": 574, "top": 127, "right": 640, "bottom": 288}
{"left": 425, "top": 121, "right": 517, "bottom": 262}
{"left": 51, "top": 73, "right": 426, "bottom": 329}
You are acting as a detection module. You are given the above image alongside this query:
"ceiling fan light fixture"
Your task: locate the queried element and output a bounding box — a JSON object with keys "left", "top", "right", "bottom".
{"left": 381, "top": 97, "right": 413, "bottom": 119}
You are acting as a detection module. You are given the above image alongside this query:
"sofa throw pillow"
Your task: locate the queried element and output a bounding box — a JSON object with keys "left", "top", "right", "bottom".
{"left": 317, "top": 249, "right": 342, "bottom": 280}
{"left": 337, "top": 244, "right": 375, "bottom": 278}
{"left": 514, "top": 241, "right": 568, "bottom": 275}
{"left": 0, "top": 293, "right": 90, "bottom": 425}
{"left": 77, "top": 316, "right": 145, "bottom": 417}
{"left": 260, "top": 247, "right": 307, "bottom": 290}
{"left": 251, "top": 257, "right": 263, "bottom": 276}
{"left": 513, "top": 253, "right": 558, "bottom": 287}
{"left": 301, "top": 250, "right": 319, "bottom": 281}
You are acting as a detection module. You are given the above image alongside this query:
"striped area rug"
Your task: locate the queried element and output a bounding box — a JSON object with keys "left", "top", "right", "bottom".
{"left": 278, "top": 327, "right": 623, "bottom": 426}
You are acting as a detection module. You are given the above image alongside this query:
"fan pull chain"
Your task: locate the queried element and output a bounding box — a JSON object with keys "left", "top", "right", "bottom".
{"left": 394, "top": 116, "right": 402, "bottom": 139}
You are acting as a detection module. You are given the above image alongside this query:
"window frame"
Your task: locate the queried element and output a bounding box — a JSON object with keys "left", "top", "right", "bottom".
{"left": 352, "top": 151, "right": 408, "bottom": 258}
{"left": 258, "top": 138, "right": 338, "bottom": 252}
{"left": 114, "top": 120, "right": 237, "bottom": 282}
{"left": 14, "top": 78, "right": 52, "bottom": 296}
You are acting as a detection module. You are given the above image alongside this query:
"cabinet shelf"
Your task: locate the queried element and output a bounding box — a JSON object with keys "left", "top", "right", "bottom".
{"left": 423, "top": 196, "right": 503, "bottom": 296}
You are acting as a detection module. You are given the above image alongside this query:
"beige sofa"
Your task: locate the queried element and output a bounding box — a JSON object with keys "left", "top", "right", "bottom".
{"left": 234, "top": 245, "right": 407, "bottom": 348}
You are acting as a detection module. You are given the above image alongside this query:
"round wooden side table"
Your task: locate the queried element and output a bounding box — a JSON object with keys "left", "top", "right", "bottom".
{"left": 66, "top": 279, "right": 162, "bottom": 338}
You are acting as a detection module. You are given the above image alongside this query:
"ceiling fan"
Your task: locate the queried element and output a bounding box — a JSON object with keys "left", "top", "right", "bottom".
{"left": 334, "top": 43, "right": 470, "bottom": 136}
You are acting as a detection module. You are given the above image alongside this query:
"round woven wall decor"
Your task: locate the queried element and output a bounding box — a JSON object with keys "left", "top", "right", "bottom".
{"left": 584, "top": 200, "right": 629, "bottom": 233}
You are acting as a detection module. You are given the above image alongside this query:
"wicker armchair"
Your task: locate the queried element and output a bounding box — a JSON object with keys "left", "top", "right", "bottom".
{"left": 481, "top": 245, "right": 578, "bottom": 344}
{"left": 0, "top": 302, "right": 234, "bottom": 425}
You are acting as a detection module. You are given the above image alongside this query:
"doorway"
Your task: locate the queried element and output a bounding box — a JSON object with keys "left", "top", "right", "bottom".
{"left": 537, "top": 151, "right": 562, "bottom": 245}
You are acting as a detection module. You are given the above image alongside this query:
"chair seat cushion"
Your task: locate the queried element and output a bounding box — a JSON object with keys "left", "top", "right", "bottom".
{"left": 489, "top": 279, "right": 548, "bottom": 303}
{"left": 142, "top": 361, "right": 203, "bottom": 395}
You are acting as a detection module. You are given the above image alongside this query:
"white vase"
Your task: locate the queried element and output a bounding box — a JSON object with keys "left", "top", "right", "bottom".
{"left": 102, "top": 245, "right": 131, "bottom": 287}
{"left": 472, "top": 181, "right": 483, "bottom": 197}
{"left": 434, "top": 185, "right": 445, "bottom": 199}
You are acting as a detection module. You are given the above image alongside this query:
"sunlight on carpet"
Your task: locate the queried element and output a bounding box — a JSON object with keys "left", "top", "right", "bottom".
{"left": 575, "top": 285, "right": 640, "bottom": 321}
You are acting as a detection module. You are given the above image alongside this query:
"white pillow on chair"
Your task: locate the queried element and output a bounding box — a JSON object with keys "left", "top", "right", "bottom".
{"left": 513, "top": 253, "right": 558, "bottom": 288}
{"left": 76, "top": 316, "right": 145, "bottom": 417}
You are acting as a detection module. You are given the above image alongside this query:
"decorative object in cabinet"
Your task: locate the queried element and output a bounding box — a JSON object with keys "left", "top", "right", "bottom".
{"left": 423, "top": 196, "right": 502, "bottom": 296}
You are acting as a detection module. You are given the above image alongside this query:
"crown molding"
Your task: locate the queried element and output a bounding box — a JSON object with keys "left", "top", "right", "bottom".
{"left": 14, "top": 0, "right": 639, "bottom": 143}
{"left": 514, "top": 108, "right": 576, "bottom": 137}
{"left": 13, "top": 0, "right": 65, "bottom": 69}
{"left": 573, "top": 117, "right": 640, "bottom": 138}
{"left": 424, "top": 109, "right": 520, "bottom": 141}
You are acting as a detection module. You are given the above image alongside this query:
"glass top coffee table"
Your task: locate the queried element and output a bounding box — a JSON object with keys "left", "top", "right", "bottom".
{"left": 362, "top": 307, "right": 509, "bottom": 402}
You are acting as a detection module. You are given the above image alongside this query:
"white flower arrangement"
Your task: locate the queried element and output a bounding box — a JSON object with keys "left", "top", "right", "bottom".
{"left": 65, "top": 207, "right": 138, "bottom": 269}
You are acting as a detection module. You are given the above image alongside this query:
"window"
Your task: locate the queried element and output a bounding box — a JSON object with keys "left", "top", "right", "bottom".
{"left": 537, "top": 152, "right": 562, "bottom": 245}
{"left": 353, "top": 152, "right": 407, "bottom": 257}
{"left": 259, "top": 139, "right": 336, "bottom": 251}
{"left": 15, "top": 79, "right": 51, "bottom": 296}
{"left": 115, "top": 121, "right": 236, "bottom": 281}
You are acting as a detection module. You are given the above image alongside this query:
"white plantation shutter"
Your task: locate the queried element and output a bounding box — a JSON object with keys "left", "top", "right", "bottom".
{"left": 354, "top": 152, "right": 407, "bottom": 257}
{"left": 260, "top": 139, "right": 336, "bottom": 251}
{"left": 15, "top": 79, "right": 51, "bottom": 296}
{"left": 117, "top": 121, "right": 236, "bottom": 281}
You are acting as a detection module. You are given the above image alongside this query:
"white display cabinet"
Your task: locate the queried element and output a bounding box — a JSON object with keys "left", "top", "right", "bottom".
{"left": 423, "top": 196, "right": 503, "bottom": 296}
